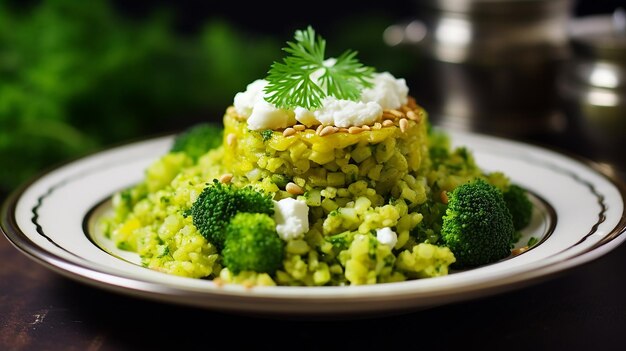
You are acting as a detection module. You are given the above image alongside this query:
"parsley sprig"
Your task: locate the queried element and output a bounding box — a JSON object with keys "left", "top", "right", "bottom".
{"left": 264, "top": 26, "right": 375, "bottom": 110}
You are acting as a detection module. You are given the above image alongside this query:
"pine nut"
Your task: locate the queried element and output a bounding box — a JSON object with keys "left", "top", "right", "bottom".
{"left": 286, "top": 182, "right": 304, "bottom": 195}
{"left": 406, "top": 110, "right": 420, "bottom": 121}
{"left": 338, "top": 127, "right": 349, "bottom": 133}
{"left": 219, "top": 173, "right": 233, "bottom": 184}
{"left": 316, "top": 125, "right": 324, "bottom": 135}
{"left": 283, "top": 128, "right": 296, "bottom": 137}
{"left": 389, "top": 109, "right": 404, "bottom": 118}
{"left": 440, "top": 191, "right": 449, "bottom": 204}
{"left": 399, "top": 118, "right": 409, "bottom": 133}
{"left": 511, "top": 246, "right": 529, "bottom": 256}
{"left": 361, "top": 125, "right": 371, "bottom": 131}
{"left": 382, "top": 112, "right": 397, "bottom": 120}
{"left": 226, "top": 133, "right": 237, "bottom": 146}
{"left": 382, "top": 119, "right": 394, "bottom": 127}
{"left": 293, "top": 124, "right": 306, "bottom": 131}
{"left": 373, "top": 122, "right": 382, "bottom": 130}
{"left": 319, "top": 125, "right": 337, "bottom": 136}
{"left": 348, "top": 126, "right": 363, "bottom": 134}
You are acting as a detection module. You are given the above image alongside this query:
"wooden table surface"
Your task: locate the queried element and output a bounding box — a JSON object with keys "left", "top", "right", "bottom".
{"left": 2, "top": 131, "right": 625, "bottom": 350}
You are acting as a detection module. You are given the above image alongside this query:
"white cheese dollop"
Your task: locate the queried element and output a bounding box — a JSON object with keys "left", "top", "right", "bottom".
{"left": 233, "top": 79, "right": 296, "bottom": 130}
{"left": 360, "top": 72, "right": 409, "bottom": 110}
{"left": 376, "top": 227, "right": 398, "bottom": 248}
{"left": 233, "top": 79, "right": 267, "bottom": 118}
{"left": 296, "top": 97, "right": 382, "bottom": 128}
{"left": 247, "top": 100, "right": 296, "bottom": 131}
{"left": 273, "top": 198, "right": 310, "bottom": 241}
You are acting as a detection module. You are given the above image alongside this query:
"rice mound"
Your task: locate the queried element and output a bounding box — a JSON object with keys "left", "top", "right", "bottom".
{"left": 101, "top": 97, "right": 495, "bottom": 286}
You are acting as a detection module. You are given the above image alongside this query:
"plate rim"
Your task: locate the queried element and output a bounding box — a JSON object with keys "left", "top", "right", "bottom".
{"left": 2, "top": 130, "right": 626, "bottom": 315}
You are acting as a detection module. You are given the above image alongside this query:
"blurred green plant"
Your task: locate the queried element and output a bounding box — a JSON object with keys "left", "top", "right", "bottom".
{"left": 0, "top": 0, "right": 280, "bottom": 194}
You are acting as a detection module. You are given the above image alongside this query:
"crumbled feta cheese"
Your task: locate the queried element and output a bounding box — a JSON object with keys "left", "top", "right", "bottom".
{"left": 233, "top": 79, "right": 296, "bottom": 130}
{"left": 360, "top": 72, "right": 408, "bottom": 110}
{"left": 294, "top": 107, "right": 319, "bottom": 127}
{"left": 247, "top": 100, "right": 296, "bottom": 131}
{"left": 376, "top": 227, "right": 398, "bottom": 248}
{"left": 274, "top": 198, "right": 310, "bottom": 241}
{"left": 295, "top": 97, "right": 382, "bottom": 127}
{"left": 233, "top": 79, "right": 267, "bottom": 118}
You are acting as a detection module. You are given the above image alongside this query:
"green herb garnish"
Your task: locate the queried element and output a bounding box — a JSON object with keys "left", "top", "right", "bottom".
{"left": 264, "top": 26, "right": 375, "bottom": 110}
{"left": 260, "top": 129, "right": 273, "bottom": 142}
{"left": 527, "top": 237, "right": 538, "bottom": 247}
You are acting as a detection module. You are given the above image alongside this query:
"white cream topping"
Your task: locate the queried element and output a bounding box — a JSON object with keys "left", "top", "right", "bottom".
{"left": 376, "top": 227, "right": 398, "bottom": 248}
{"left": 273, "top": 198, "right": 310, "bottom": 241}
{"left": 296, "top": 97, "right": 382, "bottom": 128}
{"left": 232, "top": 71, "right": 408, "bottom": 130}
{"left": 247, "top": 100, "right": 296, "bottom": 131}
{"left": 233, "top": 79, "right": 267, "bottom": 118}
{"left": 360, "top": 72, "right": 408, "bottom": 109}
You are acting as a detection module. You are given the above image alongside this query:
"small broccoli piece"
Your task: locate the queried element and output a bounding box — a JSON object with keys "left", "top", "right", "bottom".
{"left": 222, "top": 213, "right": 284, "bottom": 274}
{"left": 440, "top": 179, "right": 515, "bottom": 268}
{"left": 503, "top": 184, "right": 533, "bottom": 230}
{"left": 170, "top": 123, "right": 223, "bottom": 161}
{"left": 190, "top": 180, "right": 274, "bottom": 248}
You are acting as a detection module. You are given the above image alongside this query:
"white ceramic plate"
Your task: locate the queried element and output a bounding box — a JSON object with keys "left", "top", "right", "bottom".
{"left": 2, "top": 130, "right": 625, "bottom": 317}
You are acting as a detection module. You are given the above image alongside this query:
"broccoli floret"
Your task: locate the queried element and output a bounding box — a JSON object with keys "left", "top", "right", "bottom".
{"left": 222, "top": 213, "right": 284, "bottom": 274}
{"left": 190, "top": 180, "right": 274, "bottom": 248}
{"left": 503, "top": 184, "right": 533, "bottom": 230}
{"left": 440, "top": 179, "right": 515, "bottom": 268}
{"left": 170, "top": 123, "right": 223, "bottom": 161}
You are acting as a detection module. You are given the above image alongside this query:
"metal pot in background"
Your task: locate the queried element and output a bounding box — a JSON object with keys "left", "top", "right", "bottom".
{"left": 385, "top": 0, "right": 573, "bottom": 138}
{"left": 557, "top": 9, "right": 626, "bottom": 172}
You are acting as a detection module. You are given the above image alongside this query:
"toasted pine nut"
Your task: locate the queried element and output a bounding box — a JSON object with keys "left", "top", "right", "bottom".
{"left": 511, "top": 246, "right": 529, "bottom": 256}
{"left": 319, "top": 125, "right": 338, "bottom": 136}
{"left": 293, "top": 124, "right": 306, "bottom": 131}
{"left": 373, "top": 122, "right": 382, "bottom": 130}
{"left": 338, "top": 127, "right": 349, "bottom": 133}
{"left": 348, "top": 126, "right": 363, "bottom": 134}
{"left": 316, "top": 125, "right": 324, "bottom": 135}
{"left": 361, "top": 125, "right": 371, "bottom": 131}
{"left": 283, "top": 128, "right": 296, "bottom": 137}
{"left": 286, "top": 182, "right": 304, "bottom": 195}
{"left": 219, "top": 173, "right": 233, "bottom": 184}
{"left": 440, "top": 191, "right": 449, "bottom": 204}
{"left": 226, "top": 133, "right": 237, "bottom": 146}
{"left": 382, "top": 112, "right": 397, "bottom": 120}
{"left": 406, "top": 110, "right": 420, "bottom": 121}
{"left": 399, "top": 118, "right": 409, "bottom": 133}
{"left": 382, "top": 119, "right": 394, "bottom": 127}
{"left": 389, "top": 109, "right": 405, "bottom": 118}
